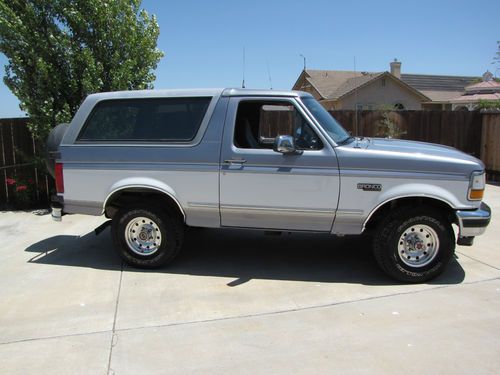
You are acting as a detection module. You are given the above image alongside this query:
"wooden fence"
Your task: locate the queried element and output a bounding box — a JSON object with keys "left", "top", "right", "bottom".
{"left": 480, "top": 113, "right": 500, "bottom": 181}
{"left": 329, "top": 110, "right": 483, "bottom": 157}
{"left": 329, "top": 110, "right": 500, "bottom": 181}
{"left": 0, "top": 118, "right": 53, "bottom": 209}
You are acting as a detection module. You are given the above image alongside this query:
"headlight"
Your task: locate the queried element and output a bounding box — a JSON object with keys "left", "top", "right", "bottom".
{"left": 468, "top": 171, "right": 485, "bottom": 201}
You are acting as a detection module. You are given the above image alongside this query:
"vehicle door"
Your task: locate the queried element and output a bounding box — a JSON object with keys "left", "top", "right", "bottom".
{"left": 219, "top": 96, "right": 340, "bottom": 231}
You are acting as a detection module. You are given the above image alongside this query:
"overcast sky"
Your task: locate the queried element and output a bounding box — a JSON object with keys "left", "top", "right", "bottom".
{"left": 1, "top": 0, "right": 499, "bottom": 118}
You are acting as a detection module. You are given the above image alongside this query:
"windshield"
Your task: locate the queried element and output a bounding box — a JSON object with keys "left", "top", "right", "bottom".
{"left": 301, "top": 97, "right": 351, "bottom": 144}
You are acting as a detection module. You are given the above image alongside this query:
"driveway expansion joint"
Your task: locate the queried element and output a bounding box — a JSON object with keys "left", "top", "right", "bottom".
{"left": 457, "top": 251, "right": 500, "bottom": 271}
{"left": 106, "top": 261, "right": 124, "bottom": 375}
{"left": 112, "top": 276, "right": 500, "bottom": 334}
{"left": 1, "top": 276, "right": 498, "bottom": 348}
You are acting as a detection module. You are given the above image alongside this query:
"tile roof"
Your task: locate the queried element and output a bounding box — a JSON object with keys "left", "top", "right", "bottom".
{"left": 450, "top": 81, "right": 500, "bottom": 103}
{"left": 296, "top": 69, "right": 481, "bottom": 103}
{"left": 450, "top": 92, "right": 500, "bottom": 103}
{"left": 420, "top": 90, "right": 464, "bottom": 103}
{"left": 303, "top": 70, "right": 372, "bottom": 99}
{"left": 302, "top": 69, "right": 428, "bottom": 101}
{"left": 400, "top": 74, "right": 478, "bottom": 92}
{"left": 464, "top": 80, "right": 500, "bottom": 93}
{"left": 333, "top": 73, "right": 384, "bottom": 99}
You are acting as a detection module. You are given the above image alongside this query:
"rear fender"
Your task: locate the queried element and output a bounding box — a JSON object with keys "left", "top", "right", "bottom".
{"left": 103, "top": 177, "right": 185, "bottom": 220}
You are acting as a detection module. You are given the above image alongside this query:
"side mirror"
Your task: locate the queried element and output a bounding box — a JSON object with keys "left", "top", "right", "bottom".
{"left": 273, "top": 135, "right": 303, "bottom": 155}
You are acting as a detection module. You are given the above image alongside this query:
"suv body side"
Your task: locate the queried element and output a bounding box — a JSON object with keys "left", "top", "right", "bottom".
{"left": 56, "top": 88, "right": 487, "bottom": 237}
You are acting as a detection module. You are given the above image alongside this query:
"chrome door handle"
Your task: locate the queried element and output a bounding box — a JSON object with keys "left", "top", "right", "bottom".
{"left": 224, "top": 159, "right": 247, "bottom": 165}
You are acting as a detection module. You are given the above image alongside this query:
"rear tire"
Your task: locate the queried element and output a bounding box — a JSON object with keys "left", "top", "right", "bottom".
{"left": 111, "top": 205, "right": 184, "bottom": 268}
{"left": 372, "top": 207, "right": 455, "bottom": 283}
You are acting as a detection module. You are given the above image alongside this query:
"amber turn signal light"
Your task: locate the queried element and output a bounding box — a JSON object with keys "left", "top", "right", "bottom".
{"left": 468, "top": 189, "right": 484, "bottom": 200}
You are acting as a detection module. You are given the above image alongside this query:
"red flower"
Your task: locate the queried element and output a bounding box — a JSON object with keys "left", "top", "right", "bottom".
{"left": 6, "top": 178, "right": 16, "bottom": 185}
{"left": 28, "top": 178, "right": 34, "bottom": 184}
{"left": 16, "top": 185, "right": 28, "bottom": 192}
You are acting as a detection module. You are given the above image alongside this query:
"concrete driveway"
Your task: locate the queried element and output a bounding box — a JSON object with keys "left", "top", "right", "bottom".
{"left": 1, "top": 186, "right": 499, "bottom": 374}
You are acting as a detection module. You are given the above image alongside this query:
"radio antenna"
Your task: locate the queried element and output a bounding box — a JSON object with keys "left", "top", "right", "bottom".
{"left": 266, "top": 59, "right": 273, "bottom": 90}
{"left": 353, "top": 56, "right": 358, "bottom": 135}
{"left": 242, "top": 47, "right": 246, "bottom": 88}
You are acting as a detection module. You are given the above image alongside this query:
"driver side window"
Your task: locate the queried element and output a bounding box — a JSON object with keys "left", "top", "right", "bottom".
{"left": 234, "top": 100, "right": 323, "bottom": 150}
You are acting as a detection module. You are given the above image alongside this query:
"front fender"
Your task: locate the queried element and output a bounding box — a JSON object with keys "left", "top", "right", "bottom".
{"left": 362, "top": 182, "right": 464, "bottom": 230}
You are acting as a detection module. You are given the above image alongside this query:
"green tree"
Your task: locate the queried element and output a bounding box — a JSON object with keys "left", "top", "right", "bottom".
{"left": 0, "top": 0, "right": 164, "bottom": 139}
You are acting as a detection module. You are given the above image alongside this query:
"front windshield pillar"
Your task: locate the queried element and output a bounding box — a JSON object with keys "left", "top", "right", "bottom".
{"left": 298, "top": 96, "right": 351, "bottom": 145}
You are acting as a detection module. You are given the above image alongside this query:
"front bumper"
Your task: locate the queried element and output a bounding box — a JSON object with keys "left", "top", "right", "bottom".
{"left": 456, "top": 202, "right": 491, "bottom": 237}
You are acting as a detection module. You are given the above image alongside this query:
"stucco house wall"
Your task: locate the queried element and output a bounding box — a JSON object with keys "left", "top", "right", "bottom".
{"left": 336, "top": 77, "right": 423, "bottom": 110}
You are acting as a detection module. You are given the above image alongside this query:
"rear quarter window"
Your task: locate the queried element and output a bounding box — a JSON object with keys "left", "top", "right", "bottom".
{"left": 77, "top": 97, "right": 211, "bottom": 142}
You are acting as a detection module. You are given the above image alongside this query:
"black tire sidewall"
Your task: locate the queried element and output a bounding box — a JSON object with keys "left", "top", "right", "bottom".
{"left": 112, "top": 206, "right": 181, "bottom": 268}
{"left": 374, "top": 209, "right": 455, "bottom": 282}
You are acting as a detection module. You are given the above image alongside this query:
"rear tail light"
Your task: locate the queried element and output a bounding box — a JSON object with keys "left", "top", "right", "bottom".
{"left": 55, "top": 162, "right": 64, "bottom": 193}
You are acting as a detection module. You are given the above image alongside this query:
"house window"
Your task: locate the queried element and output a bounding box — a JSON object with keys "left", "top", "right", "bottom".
{"left": 381, "top": 79, "right": 386, "bottom": 87}
{"left": 356, "top": 104, "right": 363, "bottom": 111}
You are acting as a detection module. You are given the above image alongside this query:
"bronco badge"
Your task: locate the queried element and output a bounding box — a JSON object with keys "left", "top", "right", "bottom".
{"left": 357, "top": 183, "right": 382, "bottom": 191}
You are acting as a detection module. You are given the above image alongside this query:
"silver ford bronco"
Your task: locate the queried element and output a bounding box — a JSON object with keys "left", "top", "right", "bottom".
{"left": 47, "top": 88, "right": 491, "bottom": 282}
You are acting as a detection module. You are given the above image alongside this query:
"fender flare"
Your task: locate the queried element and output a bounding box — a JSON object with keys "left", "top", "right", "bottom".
{"left": 362, "top": 183, "right": 461, "bottom": 230}
{"left": 102, "top": 177, "right": 185, "bottom": 220}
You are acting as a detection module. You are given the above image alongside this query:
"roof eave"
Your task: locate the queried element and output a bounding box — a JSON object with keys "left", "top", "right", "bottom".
{"left": 291, "top": 70, "right": 309, "bottom": 91}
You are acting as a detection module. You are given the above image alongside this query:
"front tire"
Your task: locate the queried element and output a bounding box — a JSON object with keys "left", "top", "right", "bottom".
{"left": 372, "top": 207, "right": 455, "bottom": 283}
{"left": 111, "top": 205, "right": 184, "bottom": 268}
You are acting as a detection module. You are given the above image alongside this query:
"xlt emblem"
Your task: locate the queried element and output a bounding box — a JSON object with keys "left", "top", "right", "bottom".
{"left": 357, "top": 183, "right": 382, "bottom": 192}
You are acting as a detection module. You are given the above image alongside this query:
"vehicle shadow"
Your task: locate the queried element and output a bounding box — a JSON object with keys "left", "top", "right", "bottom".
{"left": 25, "top": 227, "right": 466, "bottom": 286}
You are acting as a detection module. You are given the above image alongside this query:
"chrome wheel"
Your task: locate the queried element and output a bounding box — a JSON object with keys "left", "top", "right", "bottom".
{"left": 124, "top": 217, "right": 162, "bottom": 256}
{"left": 397, "top": 224, "right": 439, "bottom": 268}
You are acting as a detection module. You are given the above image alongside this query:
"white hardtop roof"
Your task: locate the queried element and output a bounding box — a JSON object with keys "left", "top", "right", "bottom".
{"left": 86, "top": 88, "right": 311, "bottom": 100}
{"left": 222, "top": 88, "right": 309, "bottom": 97}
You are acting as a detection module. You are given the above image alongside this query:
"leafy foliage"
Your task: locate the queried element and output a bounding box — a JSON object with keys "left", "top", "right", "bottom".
{"left": 375, "top": 105, "right": 406, "bottom": 139}
{"left": 0, "top": 0, "right": 164, "bottom": 139}
{"left": 478, "top": 99, "right": 500, "bottom": 110}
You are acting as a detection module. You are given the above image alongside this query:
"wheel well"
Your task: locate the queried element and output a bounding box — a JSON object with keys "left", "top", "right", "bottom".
{"left": 364, "top": 197, "right": 456, "bottom": 232}
{"left": 104, "top": 188, "right": 185, "bottom": 222}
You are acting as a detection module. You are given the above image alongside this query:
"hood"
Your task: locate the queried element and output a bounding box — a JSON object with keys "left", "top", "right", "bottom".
{"left": 336, "top": 137, "right": 484, "bottom": 178}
